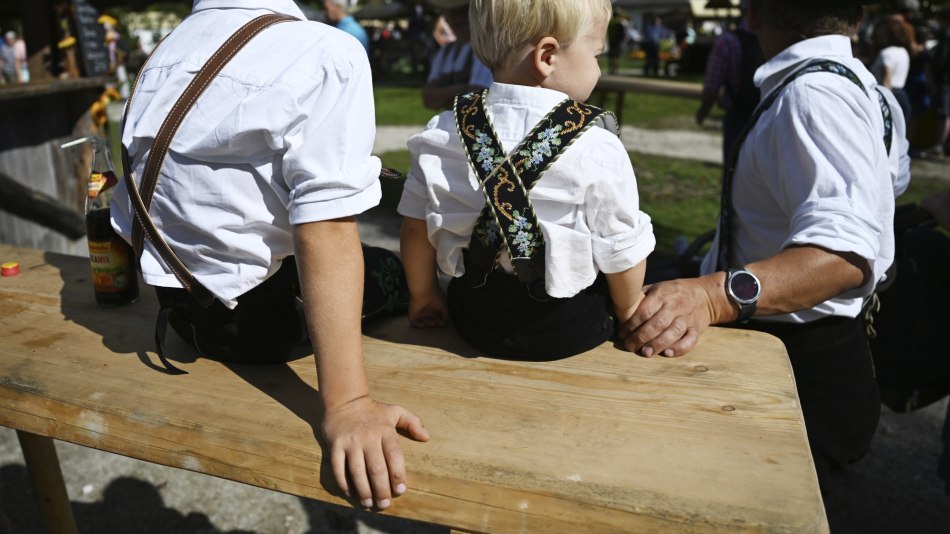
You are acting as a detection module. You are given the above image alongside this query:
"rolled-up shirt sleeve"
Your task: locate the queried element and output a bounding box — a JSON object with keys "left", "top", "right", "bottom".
{"left": 281, "top": 39, "right": 381, "bottom": 224}
{"left": 585, "top": 137, "right": 655, "bottom": 274}
{"left": 772, "top": 84, "right": 886, "bottom": 297}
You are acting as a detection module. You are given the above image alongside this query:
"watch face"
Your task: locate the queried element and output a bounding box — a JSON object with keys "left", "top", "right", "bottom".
{"left": 730, "top": 271, "right": 760, "bottom": 303}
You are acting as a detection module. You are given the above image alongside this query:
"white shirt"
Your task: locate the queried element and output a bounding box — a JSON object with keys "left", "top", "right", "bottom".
{"left": 871, "top": 46, "right": 911, "bottom": 89}
{"left": 112, "top": 0, "right": 382, "bottom": 309}
{"left": 398, "top": 83, "right": 655, "bottom": 299}
{"left": 426, "top": 41, "right": 493, "bottom": 89}
{"left": 701, "top": 35, "right": 910, "bottom": 323}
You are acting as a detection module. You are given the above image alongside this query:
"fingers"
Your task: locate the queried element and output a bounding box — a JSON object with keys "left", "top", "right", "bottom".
{"left": 408, "top": 305, "right": 449, "bottom": 328}
{"left": 338, "top": 443, "right": 392, "bottom": 510}
{"left": 663, "top": 326, "right": 700, "bottom": 357}
{"left": 409, "top": 310, "right": 448, "bottom": 327}
{"left": 363, "top": 446, "right": 393, "bottom": 509}
{"left": 636, "top": 315, "right": 689, "bottom": 358}
{"left": 327, "top": 405, "right": 431, "bottom": 510}
{"left": 394, "top": 407, "right": 431, "bottom": 442}
{"left": 331, "top": 443, "right": 349, "bottom": 498}
{"left": 382, "top": 433, "right": 407, "bottom": 498}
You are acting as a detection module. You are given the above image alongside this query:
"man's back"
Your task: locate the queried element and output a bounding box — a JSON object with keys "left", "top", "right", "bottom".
{"left": 113, "top": 0, "right": 381, "bottom": 307}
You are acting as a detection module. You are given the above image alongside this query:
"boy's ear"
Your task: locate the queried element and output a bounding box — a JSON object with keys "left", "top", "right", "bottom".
{"left": 533, "top": 36, "right": 560, "bottom": 79}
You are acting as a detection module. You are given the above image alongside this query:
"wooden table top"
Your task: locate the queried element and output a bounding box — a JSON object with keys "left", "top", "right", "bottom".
{"left": 0, "top": 244, "right": 826, "bottom": 533}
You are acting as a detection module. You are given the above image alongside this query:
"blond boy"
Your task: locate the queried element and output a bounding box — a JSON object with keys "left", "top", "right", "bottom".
{"left": 398, "top": 0, "right": 654, "bottom": 359}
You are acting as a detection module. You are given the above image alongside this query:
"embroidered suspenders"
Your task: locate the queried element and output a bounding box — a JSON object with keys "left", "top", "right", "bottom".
{"left": 716, "top": 60, "right": 895, "bottom": 271}
{"left": 453, "top": 90, "right": 618, "bottom": 299}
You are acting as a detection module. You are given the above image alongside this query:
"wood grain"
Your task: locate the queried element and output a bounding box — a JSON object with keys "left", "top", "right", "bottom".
{"left": 0, "top": 245, "right": 827, "bottom": 533}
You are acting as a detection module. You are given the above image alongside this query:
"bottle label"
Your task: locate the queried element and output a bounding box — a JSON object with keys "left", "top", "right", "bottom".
{"left": 87, "top": 171, "right": 118, "bottom": 199}
{"left": 88, "top": 238, "right": 134, "bottom": 292}
{"left": 88, "top": 173, "right": 106, "bottom": 199}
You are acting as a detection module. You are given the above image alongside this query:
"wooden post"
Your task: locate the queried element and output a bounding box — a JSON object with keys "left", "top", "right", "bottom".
{"left": 16, "top": 431, "right": 78, "bottom": 534}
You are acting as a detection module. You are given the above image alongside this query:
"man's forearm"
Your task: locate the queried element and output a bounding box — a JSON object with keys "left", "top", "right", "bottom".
{"left": 729, "top": 245, "right": 868, "bottom": 320}
{"left": 293, "top": 217, "right": 370, "bottom": 411}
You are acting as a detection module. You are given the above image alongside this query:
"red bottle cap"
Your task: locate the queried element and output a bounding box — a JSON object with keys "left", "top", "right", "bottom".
{"left": 1, "top": 262, "right": 20, "bottom": 277}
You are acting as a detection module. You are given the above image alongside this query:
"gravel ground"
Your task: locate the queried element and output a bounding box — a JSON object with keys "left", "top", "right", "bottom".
{"left": 2, "top": 125, "right": 948, "bottom": 533}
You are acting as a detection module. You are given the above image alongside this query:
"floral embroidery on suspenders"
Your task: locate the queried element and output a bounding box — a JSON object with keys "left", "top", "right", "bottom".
{"left": 453, "top": 90, "right": 617, "bottom": 299}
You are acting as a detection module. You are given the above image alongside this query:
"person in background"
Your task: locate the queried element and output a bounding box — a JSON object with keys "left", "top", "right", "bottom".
{"left": 324, "top": 0, "right": 370, "bottom": 53}
{"left": 620, "top": 0, "right": 909, "bottom": 494}
{"left": 935, "top": 9, "right": 950, "bottom": 157}
{"left": 422, "top": 0, "right": 492, "bottom": 110}
{"left": 400, "top": 0, "right": 654, "bottom": 360}
{"left": 641, "top": 14, "right": 666, "bottom": 76}
{"left": 606, "top": 7, "right": 629, "bottom": 74}
{"left": 871, "top": 15, "right": 913, "bottom": 126}
{"left": 1, "top": 31, "right": 25, "bottom": 84}
{"left": 696, "top": 0, "right": 763, "bottom": 163}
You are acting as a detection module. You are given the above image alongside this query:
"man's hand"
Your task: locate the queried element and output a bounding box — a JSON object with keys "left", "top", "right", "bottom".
{"left": 618, "top": 276, "right": 722, "bottom": 358}
{"left": 408, "top": 287, "right": 449, "bottom": 327}
{"left": 322, "top": 396, "right": 430, "bottom": 510}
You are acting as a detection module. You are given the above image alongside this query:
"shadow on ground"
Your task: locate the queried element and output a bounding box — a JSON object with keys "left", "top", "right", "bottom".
{"left": 0, "top": 464, "right": 446, "bottom": 534}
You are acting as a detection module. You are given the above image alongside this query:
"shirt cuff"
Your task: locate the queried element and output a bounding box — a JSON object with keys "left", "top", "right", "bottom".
{"left": 786, "top": 201, "right": 880, "bottom": 297}
{"left": 396, "top": 178, "right": 429, "bottom": 220}
{"left": 289, "top": 180, "right": 382, "bottom": 224}
{"left": 592, "top": 220, "right": 656, "bottom": 274}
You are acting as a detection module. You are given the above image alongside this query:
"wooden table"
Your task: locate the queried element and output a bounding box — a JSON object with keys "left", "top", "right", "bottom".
{"left": 593, "top": 75, "right": 703, "bottom": 125}
{"left": 0, "top": 244, "right": 827, "bottom": 533}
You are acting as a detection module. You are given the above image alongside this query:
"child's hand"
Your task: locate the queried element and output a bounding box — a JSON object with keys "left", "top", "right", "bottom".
{"left": 408, "top": 287, "right": 449, "bottom": 327}
{"left": 322, "top": 395, "right": 431, "bottom": 510}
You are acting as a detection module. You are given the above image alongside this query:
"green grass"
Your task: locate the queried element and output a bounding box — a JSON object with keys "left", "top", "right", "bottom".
{"left": 374, "top": 149, "right": 721, "bottom": 258}
{"left": 896, "top": 171, "right": 947, "bottom": 207}
{"left": 374, "top": 87, "right": 439, "bottom": 126}
{"left": 372, "top": 84, "right": 703, "bottom": 130}
{"left": 374, "top": 148, "right": 949, "bottom": 261}
{"left": 630, "top": 151, "right": 721, "bottom": 257}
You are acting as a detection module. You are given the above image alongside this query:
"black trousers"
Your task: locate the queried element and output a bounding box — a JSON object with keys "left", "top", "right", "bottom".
{"left": 447, "top": 271, "right": 614, "bottom": 361}
{"left": 738, "top": 315, "right": 881, "bottom": 492}
{"left": 155, "top": 245, "right": 407, "bottom": 365}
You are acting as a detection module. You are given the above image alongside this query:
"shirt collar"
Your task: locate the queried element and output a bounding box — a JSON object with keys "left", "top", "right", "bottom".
{"left": 192, "top": 0, "right": 306, "bottom": 19}
{"left": 485, "top": 82, "right": 571, "bottom": 110}
{"left": 754, "top": 35, "right": 855, "bottom": 94}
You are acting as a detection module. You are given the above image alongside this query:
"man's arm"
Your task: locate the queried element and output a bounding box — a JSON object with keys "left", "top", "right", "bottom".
{"left": 293, "top": 217, "right": 430, "bottom": 510}
{"left": 619, "top": 245, "right": 867, "bottom": 357}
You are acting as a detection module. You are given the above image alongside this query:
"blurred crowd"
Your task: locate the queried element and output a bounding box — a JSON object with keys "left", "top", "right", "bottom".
{"left": 3, "top": 0, "right": 949, "bottom": 160}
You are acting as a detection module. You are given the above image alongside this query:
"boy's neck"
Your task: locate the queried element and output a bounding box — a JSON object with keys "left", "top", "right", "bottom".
{"left": 492, "top": 50, "right": 544, "bottom": 89}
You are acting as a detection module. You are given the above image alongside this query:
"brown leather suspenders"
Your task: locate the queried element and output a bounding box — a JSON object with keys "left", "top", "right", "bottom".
{"left": 121, "top": 13, "right": 297, "bottom": 306}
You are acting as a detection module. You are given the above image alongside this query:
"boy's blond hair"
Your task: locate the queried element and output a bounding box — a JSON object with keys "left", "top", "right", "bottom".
{"left": 470, "top": 0, "right": 612, "bottom": 72}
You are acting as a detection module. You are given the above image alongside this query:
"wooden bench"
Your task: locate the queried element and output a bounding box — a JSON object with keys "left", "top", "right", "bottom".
{"left": 592, "top": 75, "right": 703, "bottom": 125}
{"left": 0, "top": 244, "right": 828, "bottom": 533}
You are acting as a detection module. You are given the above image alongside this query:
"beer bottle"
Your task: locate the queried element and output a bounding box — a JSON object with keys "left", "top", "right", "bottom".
{"left": 84, "top": 136, "right": 138, "bottom": 307}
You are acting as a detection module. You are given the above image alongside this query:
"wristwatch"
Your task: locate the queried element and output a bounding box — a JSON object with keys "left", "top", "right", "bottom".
{"left": 726, "top": 268, "right": 760, "bottom": 322}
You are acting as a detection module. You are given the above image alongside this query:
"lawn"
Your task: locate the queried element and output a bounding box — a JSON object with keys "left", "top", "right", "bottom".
{"left": 375, "top": 149, "right": 721, "bottom": 258}
{"left": 374, "top": 148, "right": 948, "bottom": 261}
{"left": 373, "top": 84, "right": 705, "bottom": 130}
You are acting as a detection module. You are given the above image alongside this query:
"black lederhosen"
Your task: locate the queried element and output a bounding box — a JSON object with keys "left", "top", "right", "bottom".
{"left": 448, "top": 271, "right": 614, "bottom": 361}
{"left": 737, "top": 315, "right": 881, "bottom": 492}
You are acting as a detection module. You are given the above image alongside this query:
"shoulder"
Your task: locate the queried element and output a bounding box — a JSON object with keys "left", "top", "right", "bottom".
{"left": 775, "top": 64, "right": 874, "bottom": 121}
{"left": 570, "top": 123, "right": 632, "bottom": 181}
{"left": 408, "top": 110, "right": 460, "bottom": 153}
